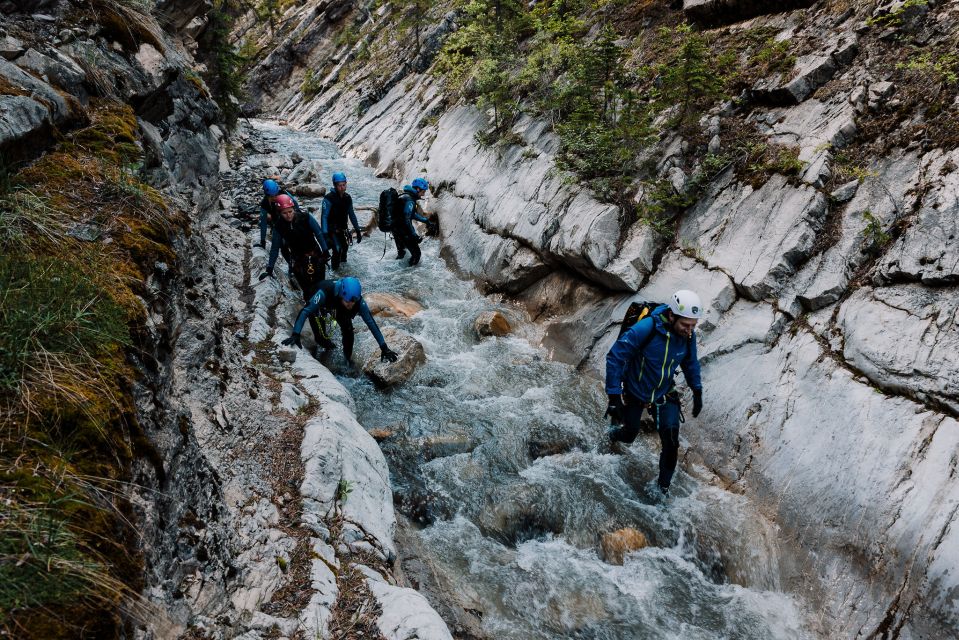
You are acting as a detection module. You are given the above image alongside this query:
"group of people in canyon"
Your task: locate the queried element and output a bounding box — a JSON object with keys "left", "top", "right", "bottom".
{"left": 254, "top": 170, "right": 705, "bottom": 497}
{"left": 256, "top": 171, "right": 432, "bottom": 366}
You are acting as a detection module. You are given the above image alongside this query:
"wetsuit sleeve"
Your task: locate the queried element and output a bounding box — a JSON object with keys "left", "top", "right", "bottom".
{"left": 307, "top": 213, "right": 330, "bottom": 252}
{"left": 605, "top": 317, "right": 654, "bottom": 395}
{"left": 293, "top": 288, "right": 326, "bottom": 335}
{"left": 267, "top": 226, "right": 283, "bottom": 272}
{"left": 357, "top": 300, "right": 386, "bottom": 348}
{"left": 320, "top": 198, "right": 331, "bottom": 234}
{"left": 411, "top": 202, "right": 429, "bottom": 224}
{"left": 680, "top": 333, "right": 703, "bottom": 391}
{"left": 348, "top": 199, "right": 360, "bottom": 233}
{"left": 403, "top": 199, "right": 419, "bottom": 237}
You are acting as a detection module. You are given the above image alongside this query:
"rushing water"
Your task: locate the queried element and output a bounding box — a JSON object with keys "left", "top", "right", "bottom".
{"left": 249, "top": 120, "right": 814, "bottom": 639}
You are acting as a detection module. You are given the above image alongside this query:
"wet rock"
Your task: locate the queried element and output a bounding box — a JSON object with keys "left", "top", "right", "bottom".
{"left": 473, "top": 310, "right": 512, "bottom": 338}
{"left": 277, "top": 347, "right": 297, "bottom": 364}
{"left": 364, "top": 327, "right": 425, "bottom": 387}
{"left": 476, "top": 482, "right": 563, "bottom": 545}
{"left": 364, "top": 292, "right": 424, "bottom": 319}
{"left": 419, "top": 433, "right": 475, "bottom": 460}
{"left": 600, "top": 528, "right": 648, "bottom": 565}
{"left": 368, "top": 428, "right": 395, "bottom": 441}
{"left": 527, "top": 422, "right": 587, "bottom": 459}
{"left": 291, "top": 182, "right": 327, "bottom": 197}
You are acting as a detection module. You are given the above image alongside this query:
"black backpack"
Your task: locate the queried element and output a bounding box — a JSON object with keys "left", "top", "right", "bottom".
{"left": 617, "top": 300, "right": 666, "bottom": 342}
{"left": 378, "top": 187, "right": 404, "bottom": 232}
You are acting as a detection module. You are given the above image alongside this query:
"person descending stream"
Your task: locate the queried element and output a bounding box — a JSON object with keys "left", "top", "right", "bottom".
{"left": 321, "top": 172, "right": 363, "bottom": 271}
{"left": 257, "top": 178, "right": 296, "bottom": 276}
{"left": 281, "top": 276, "right": 399, "bottom": 367}
{"left": 605, "top": 290, "right": 704, "bottom": 496}
{"left": 392, "top": 177, "right": 434, "bottom": 267}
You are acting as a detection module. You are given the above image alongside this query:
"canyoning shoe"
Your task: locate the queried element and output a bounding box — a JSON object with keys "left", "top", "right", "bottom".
{"left": 395, "top": 251, "right": 406, "bottom": 259}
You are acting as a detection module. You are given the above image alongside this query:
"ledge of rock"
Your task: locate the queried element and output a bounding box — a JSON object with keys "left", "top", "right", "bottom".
{"left": 683, "top": 0, "right": 815, "bottom": 26}
{"left": 364, "top": 327, "right": 426, "bottom": 387}
{"left": 291, "top": 182, "right": 327, "bottom": 197}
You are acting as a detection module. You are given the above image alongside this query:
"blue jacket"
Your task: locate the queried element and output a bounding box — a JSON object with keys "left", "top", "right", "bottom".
{"left": 292, "top": 286, "right": 386, "bottom": 348}
{"left": 400, "top": 185, "right": 429, "bottom": 237}
{"left": 267, "top": 211, "right": 328, "bottom": 272}
{"left": 605, "top": 305, "right": 702, "bottom": 402}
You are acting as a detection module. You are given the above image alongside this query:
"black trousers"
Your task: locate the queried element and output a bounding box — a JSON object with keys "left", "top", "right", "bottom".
{"left": 392, "top": 227, "right": 421, "bottom": 265}
{"left": 293, "top": 270, "right": 331, "bottom": 348}
{"left": 327, "top": 229, "right": 351, "bottom": 270}
{"left": 610, "top": 392, "right": 682, "bottom": 489}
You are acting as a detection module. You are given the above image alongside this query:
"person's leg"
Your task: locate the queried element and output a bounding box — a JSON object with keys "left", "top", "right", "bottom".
{"left": 407, "top": 233, "right": 422, "bottom": 266}
{"left": 392, "top": 227, "right": 406, "bottom": 258}
{"left": 609, "top": 394, "right": 646, "bottom": 444}
{"left": 656, "top": 401, "right": 682, "bottom": 491}
{"left": 258, "top": 210, "right": 268, "bottom": 247}
{"left": 338, "top": 311, "right": 355, "bottom": 363}
{"left": 328, "top": 233, "right": 342, "bottom": 270}
{"left": 338, "top": 230, "right": 349, "bottom": 265}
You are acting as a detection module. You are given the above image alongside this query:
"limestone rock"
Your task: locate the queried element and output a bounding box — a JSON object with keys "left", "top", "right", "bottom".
{"left": 878, "top": 148, "right": 959, "bottom": 285}
{"left": 15, "top": 48, "right": 87, "bottom": 100}
{"left": 366, "top": 575, "right": 454, "bottom": 640}
{"left": 678, "top": 174, "right": 827, "bottom": 300}
{"left": 830, "top": 179, "right": 859, "bottom": 203}
{"left": 291, "top": 182, "right": 327, "bottom": 197}
{"left": 473, "top": 310, "right": 512, "bottom": 338}
{"left": 600, "top": 528, "right": 648, "bottom": 565}
{"left": 0, "top": 34, "right": 24, "bottom": 60}
{"left": 751, "top": 36, "right": 857, "bottom": 106}
{"left": 364, "top": 327, "right": 425, "bottom": 387}
{"left": 527, "top": 422, "right": 587, "bottom": 459}
{"left": 286, "top": 159, "right": 323, "bottom": 184}
{"left": 364, "top": 292, "right": 424, "bottom": 318}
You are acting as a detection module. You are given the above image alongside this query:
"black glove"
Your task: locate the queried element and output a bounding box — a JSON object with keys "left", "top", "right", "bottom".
{"left": 281, "top": 333, "right": 302, "bottom": 348}
{"left": 692, "top": 389, "right": 703, "bottom": 418}
{"left": 355, "top": 229, "right": 363, "bottom": 244}
{"left": 427, "top": 221, "right": 438, "bottom": 235}
{"left": 258, "top": 269, "right": 273, "bottom": 281}
{"left": 415, "top": 235, "right": 423, "bottom": 244}
{"left": 605, "top": 394, "right": 624, "bottom": 425}
{"left": 380, "top": 345, "right": 399, "bottom": 363}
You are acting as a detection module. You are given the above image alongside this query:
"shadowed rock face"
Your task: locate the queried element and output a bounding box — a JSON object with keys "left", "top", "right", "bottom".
{"left": 683, "top": 0, "right": 816, "bottom": 26}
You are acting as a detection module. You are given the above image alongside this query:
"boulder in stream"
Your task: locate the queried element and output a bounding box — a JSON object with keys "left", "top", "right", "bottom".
{"left": 600, "top": 528, "right": 648, "bottom": 565}
{"left": 473, "top": 310, "right": 512, "bottom": 338}
{"left": 364, "top": 327, "right": 425, "bottom": 387}
{"left": 364, "top": 292, "right": 424, "bottom": 319}
{"left": 291, "top": 182, "right": 326, "bottom": 197}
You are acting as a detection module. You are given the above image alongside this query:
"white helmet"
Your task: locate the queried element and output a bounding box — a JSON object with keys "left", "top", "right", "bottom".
{"left": 669, "top": 290, "right": 703, "bottom": 319}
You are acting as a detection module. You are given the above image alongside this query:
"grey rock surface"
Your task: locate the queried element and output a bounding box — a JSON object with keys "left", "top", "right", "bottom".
{"left": 364, "top": 326, "right": 426, "bottom": 387}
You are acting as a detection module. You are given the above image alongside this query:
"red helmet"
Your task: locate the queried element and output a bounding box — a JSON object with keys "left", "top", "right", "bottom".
{"left": 275, "top": 194, "right": 295, "bottom": 210}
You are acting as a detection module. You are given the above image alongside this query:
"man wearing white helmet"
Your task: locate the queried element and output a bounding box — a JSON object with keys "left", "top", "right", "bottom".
{"left": 605, "top": 290, "right": 705, "bottom": 495}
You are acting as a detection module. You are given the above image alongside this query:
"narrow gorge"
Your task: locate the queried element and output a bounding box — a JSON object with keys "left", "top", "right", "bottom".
{"left": 1, "top": 0, "right": 957, "bottom": 639}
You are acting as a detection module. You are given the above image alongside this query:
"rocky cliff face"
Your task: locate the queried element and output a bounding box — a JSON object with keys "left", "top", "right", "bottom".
{"left": 3, "top": 3, "right": 450, "bottom": 638}
{"left": 239, "top": 0, "right": 959, "bottom": 636}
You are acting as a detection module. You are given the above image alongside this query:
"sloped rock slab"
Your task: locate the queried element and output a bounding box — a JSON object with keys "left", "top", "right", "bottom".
{"left": 364, "top": 327, "right": 425, "bottom": 387}
{"left": 879, "top": 148, "right": 959, "bottom": 285}
{"left": 835, "top": 285, "right": 959, "bottom": 414}
{"left": 751, "top": 35, "right": 858, "bottom": 106}
{"left": 678, "top": 174, "right": 827, "bottom": 300}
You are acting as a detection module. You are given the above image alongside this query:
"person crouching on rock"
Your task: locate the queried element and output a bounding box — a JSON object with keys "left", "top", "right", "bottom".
{"left": 605, "top": 290, "right": 705, "bottom": 496}
{"left": 393, "top": 177, "right": 434, "bottom": 267}
{"left": 282, "top": 277, "right": 399, "bottom": 366}
{"left": 322, "top": 172, "right": 363, "bottom": 271}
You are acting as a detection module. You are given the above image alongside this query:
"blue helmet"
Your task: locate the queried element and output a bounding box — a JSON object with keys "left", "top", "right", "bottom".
{"left": 411, "top": 177, "right": 429, "bottom": 191}
{"left": 339, "top": 277, "right": 361, "bottom": 302}
{"left": 263, "top": 179, "right": 280, "bottom": 196}
{"left": 332, "top": 171, "right": 347, "bottom": 185}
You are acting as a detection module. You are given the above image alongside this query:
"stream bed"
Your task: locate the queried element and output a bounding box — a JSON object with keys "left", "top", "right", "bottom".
{"left": 249, "top": 119, "right": 815, "bottom": 640}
